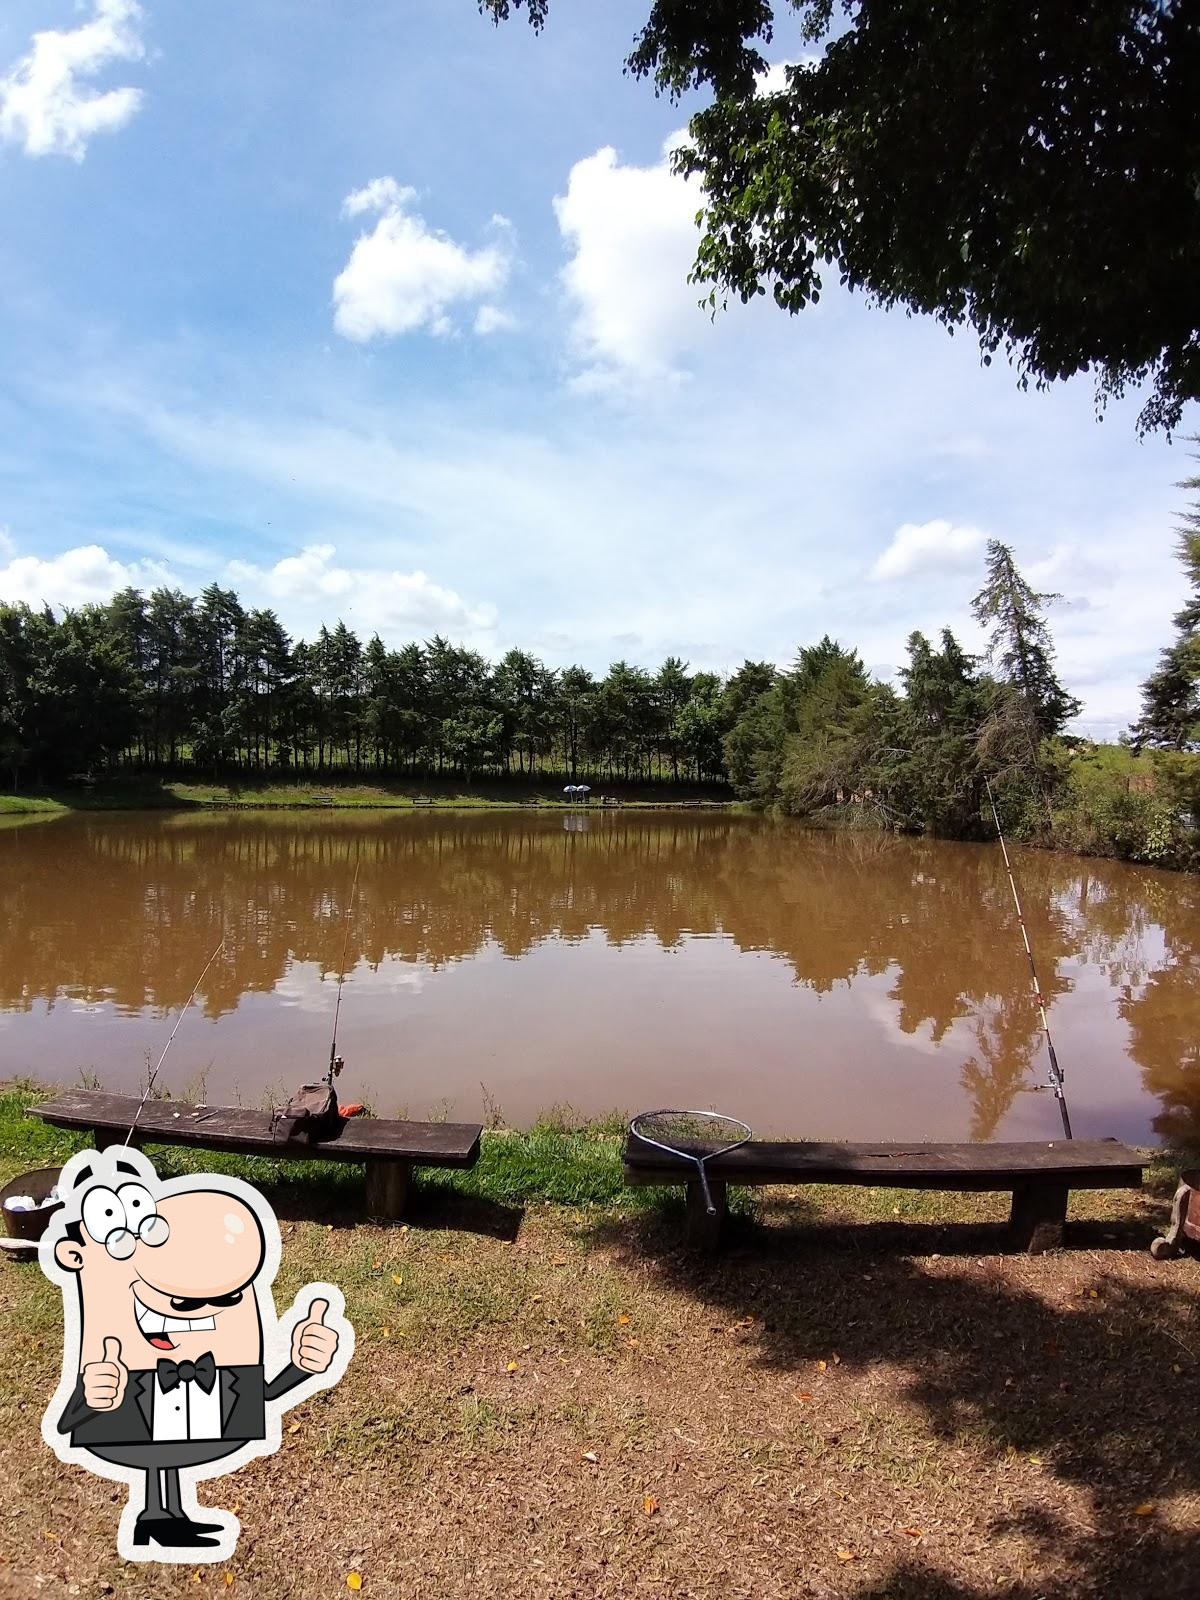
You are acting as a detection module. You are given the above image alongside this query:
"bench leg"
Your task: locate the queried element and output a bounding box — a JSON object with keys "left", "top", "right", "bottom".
{"left": 685, "top": 1180, "right": 727, "bottom": 1251}
{"left": 91, "top": 1127, "right": 141, "bottom": 1153}
{"left": 1010, "top": 1185, "right": 1068, "bottom": 1254}
{"left": 365, "top": 1161, "right": 410, "bottom": 1220}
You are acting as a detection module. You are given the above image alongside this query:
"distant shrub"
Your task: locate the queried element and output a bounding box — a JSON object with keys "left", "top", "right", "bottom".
{"left": 1047, "top": 744, "right": 1199, "bottom": 869}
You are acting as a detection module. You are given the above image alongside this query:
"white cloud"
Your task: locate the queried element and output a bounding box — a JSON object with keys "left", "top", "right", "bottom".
{"left": 332, "top": 179, "right": 514, "bottom": 343}
{"left": 554, "top": 134, "right": 706, "bottom": 388}
{"left": 225, "top": 544, "right": 497, "bottom": 640}
{"left": 341, "top": 177, "right": 415, "bottom": 219}
{"left": 0, "top": 542, "right": 167, "bottom": 610}
{"left": 0, "top": 527, "right": 14, "bottom": 558}
{"left": 756, "top": 56, "right": 822, "bottom": 97}
{"left": 869, "top": 519, "right": 988, "bottom": 582}
{"left": 474, "top": 304, "right": 516, "bottom": 336}
{"left": 0, "top": 0, "right": 145, "bottom": 161}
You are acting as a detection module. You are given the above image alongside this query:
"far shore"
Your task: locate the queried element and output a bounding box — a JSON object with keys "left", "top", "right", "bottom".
{"left": 0, "top": 776, "right": 736, "bottom": 816}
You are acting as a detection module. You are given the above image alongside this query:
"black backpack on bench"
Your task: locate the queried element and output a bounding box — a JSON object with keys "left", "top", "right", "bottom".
{"left": 276, "top": 1057, "right": 345, "bottom": 1142}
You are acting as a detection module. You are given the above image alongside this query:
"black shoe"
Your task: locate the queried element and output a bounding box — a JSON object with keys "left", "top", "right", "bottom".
{"left": 133, "top": 1517, "right": 222, "bottom": 1549}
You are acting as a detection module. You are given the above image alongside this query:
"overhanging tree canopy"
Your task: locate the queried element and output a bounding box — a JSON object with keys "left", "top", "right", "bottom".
{"left": 483, "top": 0, "right": 1200, "bottom": 433}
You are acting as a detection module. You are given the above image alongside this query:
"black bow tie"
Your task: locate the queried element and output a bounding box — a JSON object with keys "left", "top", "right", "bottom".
{"left": 156, "top": 1352, "right": 217, "bottom": 1394}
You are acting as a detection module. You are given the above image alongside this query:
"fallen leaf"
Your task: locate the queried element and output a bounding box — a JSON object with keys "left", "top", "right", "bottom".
{"left": 836, "top": 1548, "right": 856, "bottom": 1562}
{"left": 617, "top": 1313, "right": 632, "bottom": 1326}
{"left": 643, "top": 1495, "right": 660, "bottom": 1516}
{"left": 371, "top": 1260, "right": 381, "bottom": 1271}
{"left": 1088, "top": 1289, "right": 1099, "bottom": 1299}
{"left": 795, "top": 1391, "right": 814, "bottom": 1403}
{"left": 224, "top": 1575, "right": 234, "bottom": 1589}
{"left": 381, "top": 1327, "right": 392, "bottom": 1338}
{"left": 41, "top": 1532, "right": 58, "bottom": 1541}
{"left": 346, "top": 1574, "right": 364, "bottom": 1592}
{"left": 506, "top": 1361, "right": 518, "bottom": 1372}
{"left": 903, "top": 1528, "right": 922, "bottom": 1539}
{"left": 816, "top": 1360, "right": 828, "bottom": 1372}
{"left": 553, "top": 1258, "right": 568, "bottom": 1267}
{"left": 288, "top": 1421, "right": 301, "bottom": 1434}
{"left": 1134, "top": 1503, "right": 1157, "bottom": 1517}
{"left": 1028, "top": 1454, "right": 1043, "bottom": 1465}
{"left": 831, "top": 1353, "right": 842, "bottom": 1365}
{"left": 392, "top": 1274, "right": 404, "bottom": 1287}
{"left": 583, "top": 1451, "right": 599, "bottom": 1463}
{"left": 1172, "top": 1364, "right": 1183, "bottom": 1375}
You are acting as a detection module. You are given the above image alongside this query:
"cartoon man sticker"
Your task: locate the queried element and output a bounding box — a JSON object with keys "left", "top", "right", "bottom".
{"left": 40, "top": 1145, "right": 353, "bottom": 1563}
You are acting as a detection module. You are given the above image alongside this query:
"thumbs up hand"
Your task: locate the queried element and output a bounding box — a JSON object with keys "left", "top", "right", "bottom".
{"left": 83, "top": 1336, "right": 128, "bottom": 1411}
{"left": 291, "top": 1294, "right": 338, "bottom": 1375}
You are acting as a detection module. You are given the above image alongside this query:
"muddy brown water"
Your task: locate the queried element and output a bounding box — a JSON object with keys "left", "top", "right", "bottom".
{"left": 1, "top": 808, "right": 1196, "bottom": 1145}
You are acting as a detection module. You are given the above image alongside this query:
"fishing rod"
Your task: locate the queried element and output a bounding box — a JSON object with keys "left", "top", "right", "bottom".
{"left": 984, "top": 776, "right": 1073, "bottom": 1141}
{"left": 125, "top": 935, "right": 226, "bottom": 1145}
{"left": 327, "top": 854, "right": 361, "bottom": 1086}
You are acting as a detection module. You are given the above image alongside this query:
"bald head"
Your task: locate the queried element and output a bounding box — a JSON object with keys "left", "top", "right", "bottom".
{"left": 55, "top": 1186, "right": 268, "bottom": 1369}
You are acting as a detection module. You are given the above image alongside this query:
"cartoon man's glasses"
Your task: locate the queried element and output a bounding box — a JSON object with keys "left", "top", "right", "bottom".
{"left": 81, "top": 1183, "right": 170, "bottom": 1259}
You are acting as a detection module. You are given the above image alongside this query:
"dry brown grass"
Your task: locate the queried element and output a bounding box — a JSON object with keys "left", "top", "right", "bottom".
{"left": 2, "top": 1181, "right": 1198, "bottom": 1600}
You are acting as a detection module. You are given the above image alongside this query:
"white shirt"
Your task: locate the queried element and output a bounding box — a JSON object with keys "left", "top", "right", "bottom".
{"left": 151, "top": 1369, "right": 223, "bottom": 1442}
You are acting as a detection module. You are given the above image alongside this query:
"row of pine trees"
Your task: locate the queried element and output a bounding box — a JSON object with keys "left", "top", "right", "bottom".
{"left": 2, "top": 459, "right": 1198, "bottom": 848}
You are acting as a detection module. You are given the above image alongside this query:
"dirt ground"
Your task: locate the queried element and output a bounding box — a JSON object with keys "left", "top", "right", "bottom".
{"left": 2, "top": 1184, "right": 1198, "bottom": 1600}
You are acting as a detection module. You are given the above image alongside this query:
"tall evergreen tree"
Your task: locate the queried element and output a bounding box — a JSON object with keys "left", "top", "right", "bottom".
{"left": 1134, "top": 443, "right": 1200, "bottom": 751}
{"left": 971, "top": 541, "right": 1080, "bottom": 738}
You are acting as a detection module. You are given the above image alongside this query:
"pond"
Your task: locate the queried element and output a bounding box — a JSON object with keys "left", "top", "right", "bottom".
{"left": 1, "top": 809, "right": 1196, "bottom": 1146}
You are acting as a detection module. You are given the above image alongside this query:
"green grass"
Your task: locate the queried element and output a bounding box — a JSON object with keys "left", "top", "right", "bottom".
{"left": 0, "top": 794, "right": 68, "bottom": 815}
{"left": 0, "top": 775, "right": 732, "bottom": 814}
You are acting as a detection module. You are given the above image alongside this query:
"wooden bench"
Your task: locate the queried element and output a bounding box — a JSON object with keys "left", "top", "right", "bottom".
{"left": 28, "top": 1090, "right": 482, "bottom": 1221}
{"left": 623, "top": 1136, "right": 1145, "bottom": 1253}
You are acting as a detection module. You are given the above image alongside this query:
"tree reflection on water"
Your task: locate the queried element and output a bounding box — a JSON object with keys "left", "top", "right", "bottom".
{"left": 0, "top": 810, "right": 1194, "bottom": 1144}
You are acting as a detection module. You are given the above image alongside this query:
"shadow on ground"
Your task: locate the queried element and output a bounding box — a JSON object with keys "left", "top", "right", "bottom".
{"left": 584, "top": 1201, "right": 1200, "bottom": 1599}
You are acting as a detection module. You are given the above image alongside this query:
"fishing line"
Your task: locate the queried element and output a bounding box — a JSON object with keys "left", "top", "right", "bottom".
{"left": 125, "top": 936, "right": 226, "bottom": 1145}
{"left": 984, "top": 776, "right": 1073, "bottom": 1141}
{"left": 327, "top": 853, "right": 361, "bottom": 1085}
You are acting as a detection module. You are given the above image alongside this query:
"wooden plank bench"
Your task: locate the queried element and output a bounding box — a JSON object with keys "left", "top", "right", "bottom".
{"left": 27, "top": 1090, "right": 482, "bottom": 1221}
{"left": 623, "top": 1136, "right": 1145, "bottom": 1253}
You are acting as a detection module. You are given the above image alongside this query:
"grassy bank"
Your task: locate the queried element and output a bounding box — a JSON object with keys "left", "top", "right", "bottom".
{"left": 0, "top": 776, "right": 733, "bottom": 815}
{"left": 2, "top": 1086, "right": 1198, "bottom": 1598}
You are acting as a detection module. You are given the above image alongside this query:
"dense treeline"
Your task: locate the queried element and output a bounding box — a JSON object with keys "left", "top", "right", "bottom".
{"left": 2, "top": 510, "right": 1198, "bottom": 863}
{"left": 0, "top": 588, "right": 731, "bottom": 787}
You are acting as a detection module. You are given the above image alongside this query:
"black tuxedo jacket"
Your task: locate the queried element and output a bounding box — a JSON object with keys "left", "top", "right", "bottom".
{"left": 58, "top": 1362, "right": 307, "bottom": 1447}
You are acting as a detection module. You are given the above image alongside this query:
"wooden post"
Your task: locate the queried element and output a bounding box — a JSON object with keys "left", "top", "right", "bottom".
{"left": 685, "top": 1180, "right": 727, "bottom": 1251}
{"left": 1009, "top": 1184, "right": 1068, "bottom": 1253}
{"left": 1150, "top": 1171, "right": 1200, "bottom": 1260}
{"left": 365, "top": 1160, "right": 410, "bottom": 1220}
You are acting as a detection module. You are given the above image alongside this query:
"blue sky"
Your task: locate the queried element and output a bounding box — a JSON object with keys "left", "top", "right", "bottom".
{"left": 0, "top": 0, "right": 1193, "bottom": 736}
